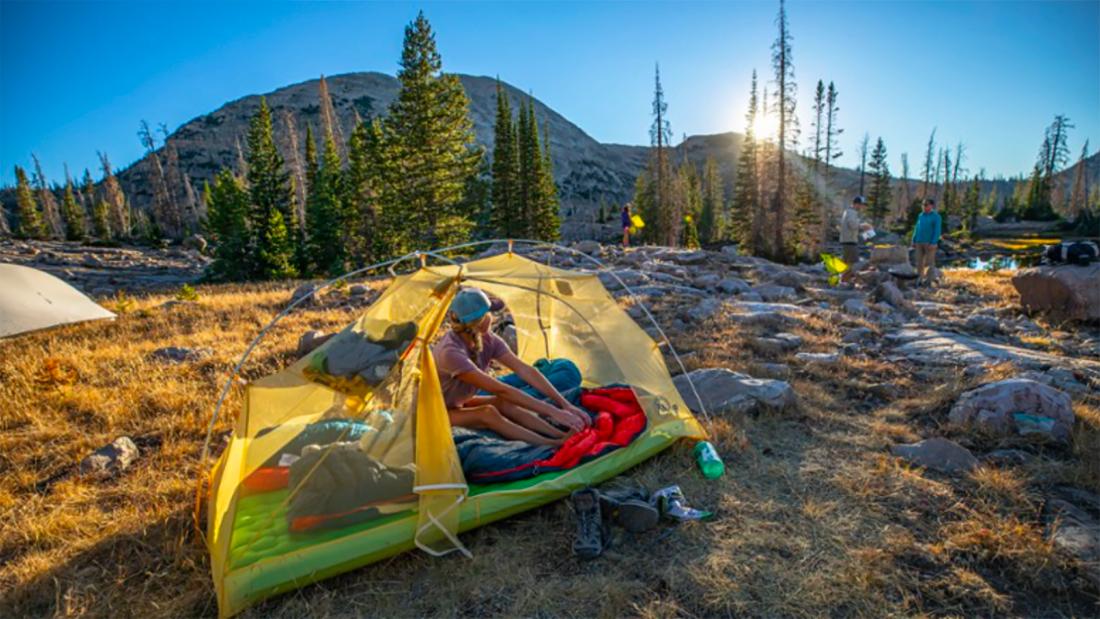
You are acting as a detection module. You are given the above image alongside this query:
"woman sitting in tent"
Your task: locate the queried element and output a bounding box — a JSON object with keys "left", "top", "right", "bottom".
{"left": 434, "top": 288, "right": 592, "bottom": 446}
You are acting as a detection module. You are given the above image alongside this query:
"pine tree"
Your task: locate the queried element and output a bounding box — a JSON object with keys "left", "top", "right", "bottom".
{"left": 866, "top": 137, "right": 891, "bottom": 226}
{"left": 345, "top": 119, "right": 380, "bottom": 266}
{"left": 960, "top": 173, "right": 982, "bottom": 235}
{"left": 31, "top": 155, "right": 63, "bottom": 238}
{"left": 92, "top": 199, "right": 112, "bottom": 240}
{"left": 97, "top": 152, "right": 129, "bottom": 238}
{"left": 823, "top": 81, "right": 842, "bottom": 178}
{"left": 204, "top": 170, "right": 251, "bottom": 281}
{"left": 941, "top": 149, "right": 953, "bottom": 224}
{"left": 534, "top": 120, "right": 561, "bottom": 240}
{"left": 490, "top": 80, "right": 521, "bottom": 237}
{"left": 14, "top": 165, "right": 46, "bottom": 239}
{"left": 245, "top": 97, "right": 296, "bottom": 279}
{"left": 80, "top": 169, "right": 96, "bottom": 221}
{"left": 920, "top": 128, "right": 936, "bottom": 200}
{"left": 1068, "top": 140, "right": 1090, "bottom": 221}
{"left": 138, "top": 120, "right": 179, "bottom": 237}
{"left": 649, "top": 63, "right": 676, "bottom": 246}
{"left": 306, "top": 131, "right": 346, "bottom": 276}
{"left": 730, "top": 71, "right": 761, "bottom": 252}
{"left": 382, "top": 11, "right": 482, "bottom": 252}
{"left": 769, "top": 0, "right": 798, "bottom": 262}
{"left": 810, "top": 80, "right": 825, "bottom": 173}
{"left": 857, "top": 133, "right": 870, "bottom": 196}
{"left": 60, "top": 169, "right": 86, "bottom": 241}
{"left": 791, "top": 174, "right": 821, "bottom": 260}
{"left": 699, "top": 156, "right": 723, "bottom": 243}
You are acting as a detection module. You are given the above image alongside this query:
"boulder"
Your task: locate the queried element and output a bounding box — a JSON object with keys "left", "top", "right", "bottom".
{"left": 291, "top": 282, "right": 323, "bottom": 306}
{"left": 949, "top": 378, "right": 1075, "bottom": 442}
{"left": 874, "top": 281, "right": 914, "bottom": 315}
{"left": 1044, "top": 488, "right": 1100, "bottom": 588}
{"left": 794, "top": 352, "right": 840, "bottom": 364}
{"left": 297, "top": 330, "right": 334, "bottom": 357}
{"left": 754, "top": 284, "right": 797, "bottom": 302}
{"left": 687, "top": 297, "right": 723, "bottom": 322}
{"left": 151, "top": 346, "right": 213, "bottom": 363}
{"left": 964, "top": 313, "right": 1002, "bottom": 336}
{"left": 843, "top": 327, "right": 874, "bottom": 343}
{"left": 720, "top": 245, "right": 739, "bottom": 257}
{"left": 348, "top": 284, "right": 370, "bottom": 296}
{"left": 79, "top": 436, "right": 140, "bottom": 477}
{"left": 674, "top": 368, "right": 796, "bottom": 416}
{"left": 1012, "top": 264, "right": 1100, "bottom": 321}
{"left": 870, "top": 245, "right": 910, "bottom": 266}
{"left": 890, "top": 437, "right": 977, "bottom": 474}
{"left": 573, "top": 240, "right": 601, "bottom": 256}
{"left": 692, "top": 273, "right": 721, "bottom": 289}
{"left": 669, "top": 250, "right": 709, "bottom": 266}
{"left": 842, "top": 298, "right": 872, "bottom": 316}
{"left": 717, "top": 277, "right": 751, "bottom": 295}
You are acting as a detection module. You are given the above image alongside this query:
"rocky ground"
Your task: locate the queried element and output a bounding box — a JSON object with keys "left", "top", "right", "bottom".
{"left": 0, "top": 239, "right": 209, "bottom": 297}
{"left": 2, "top": 238, "right": 1098, "bottom": 617}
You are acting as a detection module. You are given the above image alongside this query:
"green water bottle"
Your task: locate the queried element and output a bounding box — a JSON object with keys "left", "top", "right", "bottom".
{"left": 694, "top": 441, "right": 725, "bottom": 479}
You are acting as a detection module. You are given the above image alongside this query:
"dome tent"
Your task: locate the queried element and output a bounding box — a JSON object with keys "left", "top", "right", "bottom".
{"left": 0, "top": 263, "right": 116, "bottom": 338}
{"left": 200, "top": 242, "right": 707, "bottom": 617}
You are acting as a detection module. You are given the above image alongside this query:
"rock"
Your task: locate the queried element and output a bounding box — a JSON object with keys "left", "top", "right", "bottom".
{"left": 753, "top": 362, "right": 791, "bottom": 380}
{"left": 687, "top": 297, "right": 723, "bottom": 322}
{"left": 774, "top": 333, "right": 803, "bottom": 349}
{"left": 890, "top": 437, "right": 978, "bottom": 474}
{"left": 720, "top": 245, "right": 739, "bottom": 257}
{"left": 79, "top": 436, "right": 140, "bottom": 477}
{"left": 870, "top": 245, "right": 910, "bottom": 265}
{"left": 737, "top": 291, "right": 764, "bottom": 303}
{"left": 842, "top": 298, "right": 872, "bottom": 316}
{"left": 752, "top": 337, "right": 791, "bottom": 355}
{"left": 598, "top": 269, "right": 648, "bottom": 290}
{"left": 150, "top": 346, "right": 213, "bottom": 363}
{"left": 297, "top": 330, "right": 334, "bottom": 357}
{"left": 183, "top": 234, "right": 208, "bottom": 253}
{"left": 692, "top": 273, "right": 721, "bottom": 289}
{"left": 1012, "top": 264, "right": 1100, "bottom": 321}
{"left": 291, "top": 282, "right": 322, "bottom": 306}
{"left": 843, "top": 327, "right": 874, "bottom": 343}
{"left": 885, "top": 328, "right": 1100, "bottom": 372}
{"left": 754, "top": 284, "right": 797, "bottom": 302}
{"left": 674, "top": 368, "right": 797, "bottom": 416}
{"left": 1044, "top": 488, "right": 1100, "bottom": 588}
{"left": 82, "top": 253, "right": 104, "bottom": 268}
{"left": 574, "top": 240, "right": 602, "bottom": 256}
{"left": 964, "top": 313, "right": 1002, "bottom": 336}
{"left": 668, "top": 249, "right": 709, "bottom": 266}
{"left": 949, "top": 378, "right": 1075, "bottom": 442}
{"left": 1017, "top": 369, "right": 1089, "bottom": 396}
{"left": 717, "top": 277, "right": 751, "bottom": 295}
{"left": 874, "top": 281, "right": 914, "bottom": 315}
{"left": 348, "top": 284, "right": 370, "bottom": 296}
{"left": 794, "top": 352, "right": 840, "bottom": 364}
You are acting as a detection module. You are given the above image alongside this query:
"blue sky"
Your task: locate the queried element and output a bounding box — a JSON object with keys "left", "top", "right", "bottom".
{"left": 1, "top": 0, "right": 1097, "bottom": 187}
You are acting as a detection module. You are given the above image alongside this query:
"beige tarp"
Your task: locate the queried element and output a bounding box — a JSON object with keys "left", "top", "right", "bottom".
{"left": 0, "top": 264, "right": 115, "bottom": 337}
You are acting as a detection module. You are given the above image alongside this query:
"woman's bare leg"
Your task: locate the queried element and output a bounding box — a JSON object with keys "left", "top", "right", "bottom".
{"left": 493, "top": 399, "right": 568, "bottom": 439}
{"left": 449, "top": 405, "right": 562, "bottom": 447}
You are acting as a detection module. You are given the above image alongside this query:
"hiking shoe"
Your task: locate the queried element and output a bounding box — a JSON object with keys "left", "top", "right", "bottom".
{"left": 571, "top": 488, "right": 608, "bottom": 559}
{"left": 599, "top": 487, "right": 660, "bottom": 533}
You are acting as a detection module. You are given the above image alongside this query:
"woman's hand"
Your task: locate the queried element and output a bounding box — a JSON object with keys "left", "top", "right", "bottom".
{"left": 551, "top": 409, "right": 586, "bottom": 433}
{"left": 562, "top": 403, "right": 592, "bottom": 428}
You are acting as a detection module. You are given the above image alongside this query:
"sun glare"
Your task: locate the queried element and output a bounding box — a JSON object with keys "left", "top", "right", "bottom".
{"left": 752, "top": 112, "right": 779, "bottom": 141}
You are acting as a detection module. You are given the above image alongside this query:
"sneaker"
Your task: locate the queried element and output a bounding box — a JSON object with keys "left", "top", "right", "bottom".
{"left": 599, "top": 487, "right": 660, "bottom": 533}
{"left": 571, "top": 488, "right": 609, "bottom": 559}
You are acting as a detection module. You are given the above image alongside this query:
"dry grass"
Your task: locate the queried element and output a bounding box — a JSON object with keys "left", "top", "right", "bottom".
{"left": 2, "top": 270, "right": 1098, "bottom": 618}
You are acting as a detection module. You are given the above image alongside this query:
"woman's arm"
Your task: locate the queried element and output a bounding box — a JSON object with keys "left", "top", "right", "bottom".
{"left": 497, "top": 351, "right": 592, "bottom": 427}
{"left": 453, "top": 367, "right": 586, "bottom": 432}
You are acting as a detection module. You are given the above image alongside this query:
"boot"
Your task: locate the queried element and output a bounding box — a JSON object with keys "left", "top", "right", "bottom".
{"left": 598, "top": 486, "right": 660, "bottom": 533}
{"left": 571, "top": 488, "right": 609, "bottom": 559}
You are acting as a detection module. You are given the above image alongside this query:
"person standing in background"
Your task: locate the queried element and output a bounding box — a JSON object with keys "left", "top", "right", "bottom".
{"left": 912, "top": 198, "right": 943, "bottom": 286}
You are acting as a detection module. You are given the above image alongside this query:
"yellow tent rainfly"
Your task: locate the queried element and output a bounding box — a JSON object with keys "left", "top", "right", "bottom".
{"left": 200, "top": 243, "right": 706, "bottom": 617}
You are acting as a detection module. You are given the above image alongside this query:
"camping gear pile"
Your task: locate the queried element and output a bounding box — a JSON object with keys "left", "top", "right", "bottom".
{"left": 202, "top": 251, "right": 705, "bottom": 617}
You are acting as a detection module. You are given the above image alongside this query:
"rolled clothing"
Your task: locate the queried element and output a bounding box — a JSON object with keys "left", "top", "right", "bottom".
{"left": 287, "top": 442, "right": 415, "bottom": 532}
{"left": 304, "top": 321, "right": 417, "bottom": 392}
{"left": 494, "top": 358, "right": 583, "bottom": 405}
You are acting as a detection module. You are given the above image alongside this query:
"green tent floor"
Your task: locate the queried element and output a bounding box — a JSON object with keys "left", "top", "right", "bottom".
{"left": 229, "top": 470, "right": 569, "bottom": 571}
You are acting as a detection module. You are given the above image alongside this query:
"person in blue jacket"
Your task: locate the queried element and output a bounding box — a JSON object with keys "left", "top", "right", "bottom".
{"left": 912, "top": 198, "right": 942, "bottom": 286}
